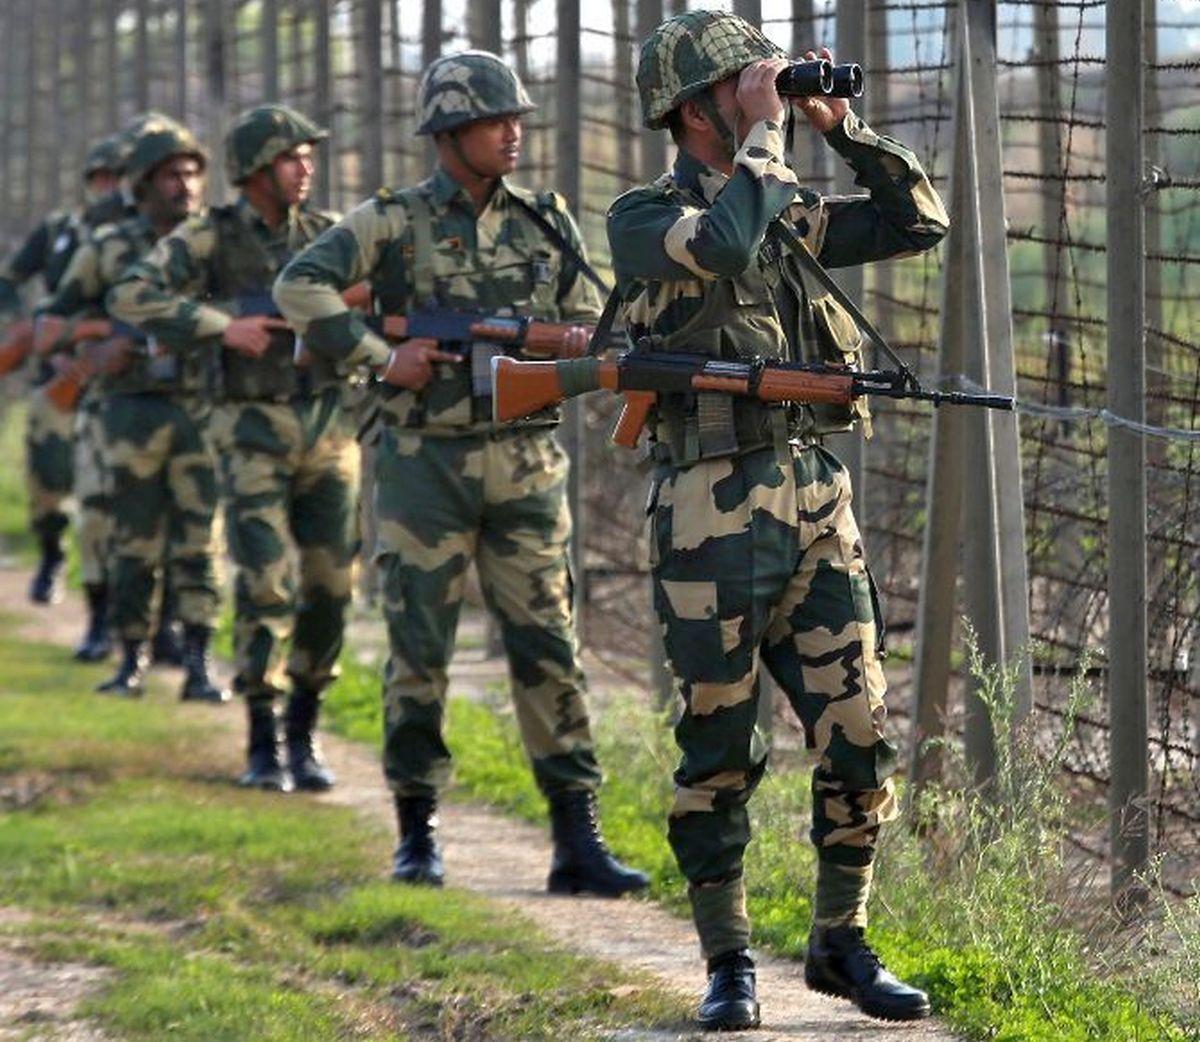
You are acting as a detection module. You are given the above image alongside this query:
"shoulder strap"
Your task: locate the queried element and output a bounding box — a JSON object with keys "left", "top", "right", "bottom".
{"left": 507, "top": 192, "right": 621, "bottom": 357}
{"left": 401, "top": 186, "right": 436, "bottom": 305}
{"left": 768, "top": 218, "right": 920, "bottom": 389}
{"left": 507, "top": 192, "right": 610, "bottom": 298}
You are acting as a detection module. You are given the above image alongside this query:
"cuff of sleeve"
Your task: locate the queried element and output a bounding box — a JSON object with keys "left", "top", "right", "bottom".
{"left": 735, "top": 119, "right": 789, "bottom": 167}
{"left": 192, "top": 304, "right": 233, "bottom": 339}
{"left": 351, "top": 333, "right": 392, "bottom": 369}
{"left": 734, "top": 120, "right": 798, "bottom": 191}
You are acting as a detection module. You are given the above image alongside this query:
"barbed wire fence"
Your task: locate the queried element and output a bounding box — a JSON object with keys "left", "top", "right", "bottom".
{"left": 0, "top": 0, "right": 1196, "bottom": 900}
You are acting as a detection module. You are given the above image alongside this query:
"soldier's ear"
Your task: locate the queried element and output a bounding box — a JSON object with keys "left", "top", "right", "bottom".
{"left": 679, "top": 98, "right": 710, "bottom": 137}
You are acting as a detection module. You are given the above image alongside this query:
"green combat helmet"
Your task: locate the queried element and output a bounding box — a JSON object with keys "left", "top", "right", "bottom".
{"left": 83, "top": 133, "right": 130, "bottom": 178}
{"left": 637, "top": 9, "right": 785, "bottom": 129}
{"left": 415, "top": 50, "right": 535, "bottom": 136}
{"left": 225, "top": 104, "right": 328, "bottom": 185}
{"left": 124, "top": 114, "right": 207, "bottom": 187}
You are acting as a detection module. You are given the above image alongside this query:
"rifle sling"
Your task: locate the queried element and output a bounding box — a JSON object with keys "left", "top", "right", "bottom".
{"left": 507, "top": 194, "right": 620, "bottom": 359}
{"left": 768, "top": 218, "right": 920, "bottom": 390}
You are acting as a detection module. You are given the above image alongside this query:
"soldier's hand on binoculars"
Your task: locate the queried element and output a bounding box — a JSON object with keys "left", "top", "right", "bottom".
{"left": 793, "top": 47, "right": 849, "bottom": 132}
{"left": 223, "top": 315, "right": 290, "bottom": 358}
{"left": 381, "top": 338, "right": 459, "bottom": 389}
{"left": 736, "top": 58, "right": 790, "bottom": 129}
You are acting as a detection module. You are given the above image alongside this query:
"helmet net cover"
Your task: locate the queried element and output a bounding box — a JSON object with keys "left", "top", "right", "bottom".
{"left": 415, "top": 50, "right": 536, "bottom": 136}
{"left": 225, "top": 104, "right": 329, "bottom": 185}
{"left": 637, "top": 10, "right": 785, "bottom": 130}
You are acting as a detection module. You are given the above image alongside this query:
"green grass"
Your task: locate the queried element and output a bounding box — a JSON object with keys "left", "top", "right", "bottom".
{"left": 0, "top": 400, "right": 30, "bottom": 555}
{"left": 0, "top": 622, "right": 689, "bottom": 1041}
{"left": 324, "top": 640, "right": 1197, "bottom": 1042}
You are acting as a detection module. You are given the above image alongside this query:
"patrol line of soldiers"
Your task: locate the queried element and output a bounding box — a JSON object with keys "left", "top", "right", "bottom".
{"left": 2, "top": 8, "right": 949, "bottom": 1031}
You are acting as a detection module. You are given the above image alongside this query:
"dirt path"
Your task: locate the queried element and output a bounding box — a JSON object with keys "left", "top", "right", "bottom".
{"left": 0, "top": 569, "right": 963, "bottom": 1042}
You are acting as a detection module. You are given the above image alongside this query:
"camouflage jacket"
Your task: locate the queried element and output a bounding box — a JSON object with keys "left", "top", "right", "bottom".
{"left": 607, "top": 113, "right": 948, "bottom": 457}
{"left": 39, "top": 212, "right": 168, "bottom": 397}
{"left": 273, "top": 165, "right": 602, "bottom": 436}
{"left": 0, "top": 192, "right": 133, "bottom": 318}
{"left": 108, "top": 197, "right": 339, "bottom": 402}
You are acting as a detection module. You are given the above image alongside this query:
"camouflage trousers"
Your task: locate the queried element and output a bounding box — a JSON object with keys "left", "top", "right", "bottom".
{"left": 103, "top": 392, "right": 220, "bottom": 640}
{"left": 210, "top": 392, "right": 360, "bottom": 701}
{"left": 649, "top": 444, "right": 899, "bottom": 957}
{"left": 25, "top": 385, "right": 75, "bottom": 539}
{"left": 74, "top": 395, "right": 110, "bottom": 586}
{"left": 375, "top": 425, "right": 602, "bottom": 799}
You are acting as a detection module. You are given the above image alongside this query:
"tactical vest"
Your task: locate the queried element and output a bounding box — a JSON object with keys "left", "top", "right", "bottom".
{"left": 370, "top": 181, "right": 567, "bottom": 432}
{"left": 642, "top": 177, "right": 868, "bottom": 465}
{"left": 208, "top": 203, "right": 338, "bottom": 401}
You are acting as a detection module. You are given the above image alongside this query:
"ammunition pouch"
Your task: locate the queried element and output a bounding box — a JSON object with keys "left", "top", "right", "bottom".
{"left": 649, "top": 393, "right": 810, "bottom": 467}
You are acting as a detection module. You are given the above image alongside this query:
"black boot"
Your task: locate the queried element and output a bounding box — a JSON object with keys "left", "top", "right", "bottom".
{"left": 237, "top": 699, "right": 293, "bottom": 792}
{"left": 74, "top": 583, "right": 113, "bottom": 662}
{"left": 179, "top": 625, "right": 229, "bottom": 703}
{"left": 95, "top": 640, "right": 147, "bottom": 697}
{"left": 150, "top": 577, "right": 184, "bottom": 665}
{"left": 29, "top": 527, "right": 65, "bottom": 604}
{"left": 284, "top": 686, "right": 335, "bottom": 791}
{"left": 391, "top": 796, "right": 444, "bottom": 886}
{"left": 697, "top": 949, "right": 760, "bottom": 1031}
{"left": 546, "top": 789, "right": 649, "bottom": 897}
{"left": 805, "top": 925, "right": 931, "bottom": 1021}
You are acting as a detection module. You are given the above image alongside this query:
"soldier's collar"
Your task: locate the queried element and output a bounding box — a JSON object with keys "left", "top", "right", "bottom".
{"left": 428, "top": 165, "right": 512, "bottom": 211}
{"left": 672, "top": 148, "right": 730, "bottom": 207}
{"left": 234, "top": 194, "right": 298, "bottom": 233}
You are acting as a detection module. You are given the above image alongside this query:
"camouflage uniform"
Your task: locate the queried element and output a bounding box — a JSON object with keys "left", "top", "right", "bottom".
{"left": 95, "top": 117, "right": 223, "bottom": 698}
{"left": 37, "top": 210, "right": 156, "bottom": 658}
{"left": 113, "top": 105, "right": 359, "bottom": 787}
{"left": 276, "top": 52, "right": 646, "bottom": 895}
{"left": 0, "top": 134, "right": 130, "bottom": 601}
{"left": 611, "top": 11, "right": 949, "bottom": 965}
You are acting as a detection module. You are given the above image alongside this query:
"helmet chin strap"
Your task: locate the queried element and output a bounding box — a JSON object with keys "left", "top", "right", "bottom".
{"left": 697, "top": 90, "right": 738, "bottom": 163}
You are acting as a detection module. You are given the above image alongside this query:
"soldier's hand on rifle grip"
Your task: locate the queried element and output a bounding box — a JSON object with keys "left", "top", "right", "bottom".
{"left": 736, "top": 58, "right": 790, "bottom": 129}
{"left": 793, "top": 47, "right": 849, "bottom": 132}
{"left": 222, "top": 314, "right": 291, "bottom": 358}
{"left": 380, "top": 338, "right": 460, "bottom": 390}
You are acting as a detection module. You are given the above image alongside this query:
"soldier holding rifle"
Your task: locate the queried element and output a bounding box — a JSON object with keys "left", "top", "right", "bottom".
{"left": 274, "top": 51, "right": 648, "bottom": 896}
{"left": 0, "top": 134, "right": 129, "bottom": 605}
{"left": 601, "top": 10, "right": 948, "bottom": 1030}
{"left": 109, "top": 106, "right": 358, "bottom": 793}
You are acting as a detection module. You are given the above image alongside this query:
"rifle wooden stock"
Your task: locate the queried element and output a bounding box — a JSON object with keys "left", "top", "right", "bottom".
{"left": 42, "top": 336, "right": 135, "bottom": 412}
{"left": 491, "top": 356, "right": 619, "bottom": 423}
{"left": 0, "top": 318, "right": 34, "bottom": 376}
{"left": 43, "top": 360, "right": 88, "bottom": 411}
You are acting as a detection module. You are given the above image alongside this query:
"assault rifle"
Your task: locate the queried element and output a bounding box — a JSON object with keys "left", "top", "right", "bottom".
{"left": 37, "top": 316, "right": 146, "bottom": 411}
{"left": 0, "top": 318, "right": 35, "bottom": 376}
{"left": 491, "top": 351, "right": 1014, "bottom": 448}
{"left": 292, "top": 302, "right": 623, "bottom": 393}
{"left": 39, "top": 283, "right": 373, "bottom": 409}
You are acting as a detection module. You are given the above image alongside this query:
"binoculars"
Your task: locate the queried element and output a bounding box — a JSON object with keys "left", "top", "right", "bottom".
{"left": 775, "top": 60, "right": 864, "bottom": 99}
